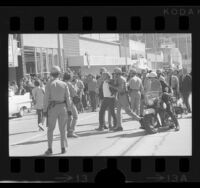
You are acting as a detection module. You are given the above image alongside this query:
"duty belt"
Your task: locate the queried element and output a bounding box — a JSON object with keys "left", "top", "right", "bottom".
{"left": 49, "top": 101, "right": 66, "bottom": 110}
{"left": 130, "top": 89, "right": 140, "bottom": 91}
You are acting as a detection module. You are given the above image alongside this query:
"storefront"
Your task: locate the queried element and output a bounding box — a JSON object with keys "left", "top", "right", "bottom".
{"left": 23, "top": 46, "right": 65, "bottom": 77}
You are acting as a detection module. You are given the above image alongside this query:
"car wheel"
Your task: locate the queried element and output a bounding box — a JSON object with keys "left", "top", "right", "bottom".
{"left": 17, "top": 108, "right": 24, "bottom": 117}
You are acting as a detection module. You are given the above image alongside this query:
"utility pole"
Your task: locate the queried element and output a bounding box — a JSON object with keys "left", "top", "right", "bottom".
{"left": 57, "top": 34, "right": 62, "bottom": 71}
{"left": 20, "top": 34, "right": 26, "bottom": 77}
{"left": 124, "top": 34, "right": 129, "bottom": 71}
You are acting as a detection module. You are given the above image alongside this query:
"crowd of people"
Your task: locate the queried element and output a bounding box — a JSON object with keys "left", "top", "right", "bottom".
{"left": 9, "top": 65, "right": 192, "bottom": 155}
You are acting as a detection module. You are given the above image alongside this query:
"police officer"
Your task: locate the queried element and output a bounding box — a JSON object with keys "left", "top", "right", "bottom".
{"left": 43, "top": 66, "right": 72, "bottom": 155}
{"left": 112, "top": 67, "right": 142, "bottom": 131}
{"left": 128, "top": 69, "right": 144, "bottom": 116}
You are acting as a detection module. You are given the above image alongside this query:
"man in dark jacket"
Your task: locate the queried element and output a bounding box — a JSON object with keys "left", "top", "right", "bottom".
{"left": 180, "top": 68, "right": 192, "bottom": 113}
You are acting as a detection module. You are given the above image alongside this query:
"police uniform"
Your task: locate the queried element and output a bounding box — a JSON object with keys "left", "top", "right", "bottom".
{"left": 43, "top": 66, "right": 72, "bottom": 155}
{"left": 114, "top": 68, "right": 141, "bottom": 131}
{"left": 128, "top": 69, "right": 144, "bottom": 116}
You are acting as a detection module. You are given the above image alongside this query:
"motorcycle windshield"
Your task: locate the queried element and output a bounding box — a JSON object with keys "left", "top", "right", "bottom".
{"left": 144, "top": 78, "right": 162, "bottom": 104}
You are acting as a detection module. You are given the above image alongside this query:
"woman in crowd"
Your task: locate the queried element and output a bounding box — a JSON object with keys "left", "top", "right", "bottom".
{"left": 32, "top": 80, "right": 45, "bottom": 131}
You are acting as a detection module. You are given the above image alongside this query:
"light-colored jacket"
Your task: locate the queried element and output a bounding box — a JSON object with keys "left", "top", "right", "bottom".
{"left": 32, "top": 86, "right": 45, "bottom": 110}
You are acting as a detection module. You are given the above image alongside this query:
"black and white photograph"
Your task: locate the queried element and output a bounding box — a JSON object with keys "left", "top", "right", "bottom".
{"left": 8, "top": 33, "right": 192, "bottom": 156}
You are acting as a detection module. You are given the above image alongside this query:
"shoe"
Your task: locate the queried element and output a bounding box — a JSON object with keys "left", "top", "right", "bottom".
{"left": 108, "top": 125, "right": 113, "bottom": 130}
{"left": 67, "top": 133, "right": 79, "bottom": 138}
{"left": 44, "top": 148, "right": 52, "bottom": 155}
{"left": 61, "top": 148, "right": 66, "bottom": 154}
{"left": 175, "top": 125, "right": 180, "bottom": 131}
{"left": 113, "top": 127, "right": 123, "bottom": 132}
{"left": 38, "top": 124, "right": 44, "bottom": 131}
{"left": 109, "top": 125, "right": 117, "bottom": 131}
{"left": 95, "top": 127, "right": 104, "bottom": 131}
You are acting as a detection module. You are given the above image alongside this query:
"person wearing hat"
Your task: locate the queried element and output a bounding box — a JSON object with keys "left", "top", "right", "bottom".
{"left": 110, "top": 67, "right": 142, "bottom": 131}
{"left": 43, "top": 66, "right": 72, "bottom": 155}
{"left": 128, "top": 69, "right": 144, "bottom": 116}
{"left": 145, "top": 72, "right": 162, "bottom": 92}
{"left": 156, "top": 69, "right": 166, "bottom": 82}
{"left": 146, "top": 72, "right": 180, "bottom": 131}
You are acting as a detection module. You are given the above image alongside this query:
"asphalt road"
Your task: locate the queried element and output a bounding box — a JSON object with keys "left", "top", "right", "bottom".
{"left": 9, "top": 109, "right": 192, "bottom": 157}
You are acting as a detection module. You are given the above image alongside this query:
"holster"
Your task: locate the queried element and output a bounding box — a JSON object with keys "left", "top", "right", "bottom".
{"left": 46, "top": 101, "right": 66, "bottom": 127}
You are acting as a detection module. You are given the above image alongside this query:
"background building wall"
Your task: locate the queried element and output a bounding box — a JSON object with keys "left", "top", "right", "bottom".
{"left": 23, "top": 34, "right": 63, "bottom": 48}
{"left": 63, "top": 34, "right": 80, "bottom": 57}
{"left": 79, "top": 37, "right": 120, "bottom": 57}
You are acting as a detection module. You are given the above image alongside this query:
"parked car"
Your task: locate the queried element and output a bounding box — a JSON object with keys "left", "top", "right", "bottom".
{"left": 9, "top": 91, "right": 32, "bottom": 117}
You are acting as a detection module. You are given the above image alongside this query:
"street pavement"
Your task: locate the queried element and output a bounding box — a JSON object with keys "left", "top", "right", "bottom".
{"left": 9, "top": 109, "right": 192, "bottom": 157}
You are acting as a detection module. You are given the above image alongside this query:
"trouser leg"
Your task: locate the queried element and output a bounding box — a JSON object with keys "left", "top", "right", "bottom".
{"left": 47, "top": 108, "right": 57, "bottom": 149}
{"left": 140, "top": 98, "right": 144, "bottom": 116}
{"left": 133, "top": 91, "right": 141, "bottom": 116}
{"left": 120, "top": 94, "right": 140, "bottom": 121}
{"left": 99, "top": 98, "right": 108, "bottom": 127}
{"left": 183, "top": 92, "right": 191, "bottom": 112}
{"left": 37, "top": 109, "right": 41, "bottom": 124}
{"left": 123, "top": 105, "right": 141, "bottom": 121}
{"left": 166, "top": 104, "right": 179, "bottom": 127}
{"left": 66, "top": 113, "right": 72, "bottom": 132}
{"left": 69, "top": 104, "right": 78, "bottom": 133}
{"left": 108, "top": 109, "right": 112, "bottom": 126}
{"left": 116, "top": 102, "right": 122, "bottom": 128}
{"left": 79, "top": 93, "right": 84, "bottom": 112}
{"left": 108, "top": 98, "right": 117, "bottom": 127}
{"left": 130, "top": 92, "right": 135, "bottom": 112}
{"left": 89, "top": 91, "right": 94, "bottom": 110}
{"left": 58, "top": 105, "right": 68, "bottom": 149}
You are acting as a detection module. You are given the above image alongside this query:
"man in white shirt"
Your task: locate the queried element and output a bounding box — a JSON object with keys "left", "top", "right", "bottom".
{"left": 96, "top": 72, "right": 117, "bottom": 131}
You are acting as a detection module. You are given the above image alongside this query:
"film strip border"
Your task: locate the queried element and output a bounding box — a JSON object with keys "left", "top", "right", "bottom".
{"left": 9, "top": 16, "right": 190, "bottom": 31}
{"left": 5, "top": 157, "right": 191, "bottom": 182}
{"left": 1, "top": 6, "right": 199, "bottom": 182}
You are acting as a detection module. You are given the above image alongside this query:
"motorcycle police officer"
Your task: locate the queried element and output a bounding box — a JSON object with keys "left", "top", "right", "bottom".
{"left": 43, "top": 66, "right": 72, "bottom": 155}
{"left": 111, "top": 67, "right": 142, "bottom": 131}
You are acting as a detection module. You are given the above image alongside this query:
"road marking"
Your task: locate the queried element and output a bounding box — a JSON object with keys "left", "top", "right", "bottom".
{"left": 9, "top": 112, "right": 97, "bottom": 147}
{"left": 10, "top": 132, "right": 47, "bottom": 146}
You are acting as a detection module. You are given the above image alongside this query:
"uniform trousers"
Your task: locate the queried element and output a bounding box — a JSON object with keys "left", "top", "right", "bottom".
{"left": 130, "top": 90, "right": 141, "bottom": 116}
{"left": 47, "top": 103, "right": 68, "bottom": 149}
{"left": 116, "top": 93, "right": 141, "bottom": 128}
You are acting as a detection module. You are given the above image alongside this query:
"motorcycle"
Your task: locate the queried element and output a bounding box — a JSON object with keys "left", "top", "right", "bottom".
{"left": 141, "top": 90, "right": 161, "bottom": 134}
{"left": 141, "top": 81, "right": 178, "bottom": 134}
